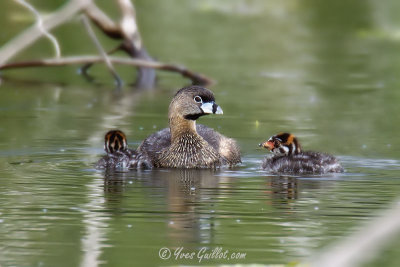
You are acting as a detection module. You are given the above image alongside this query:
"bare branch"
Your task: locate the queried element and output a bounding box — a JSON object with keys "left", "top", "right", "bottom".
{"left": 15, "top": 0, "right": 61, "bottom": 58}
{"left": 84, "top": 1, "right": 156, "bottom": 88}
{"left": 114, "top": 0, "right": 155, "bottom": 88}
{"left": 80, "top": 44, "right": 123, "bottom": 75}
{"left": 0, "top": 0, "right": 214, "bottom": 88}
{"left": 81, "top": 15, "right": 122, "bottom": 88}
{"left": 117, "top": 0, "right": 141, "bottom": 49}
{"left": 84, "top": 3, "right": 122, "bottom": 39}
{"left": 0, "top": 56, "right": 214, "bottom": 86}
{"left": 0, "top": 0, "right": 92, "bottom": 65}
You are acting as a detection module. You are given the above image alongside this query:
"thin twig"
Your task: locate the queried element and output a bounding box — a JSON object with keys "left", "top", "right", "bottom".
{"left": 81, "top": 15, "right": 122, "bottom": 88}
{"left": 84, "top": 1, "right": 156, "bottom": 88}
{"left": 84, "top": 2, "right": 122, "bottom": 39}
{"left": 0, "top": 56, "right": 214, "bottom": 86}
{"left": 79, "top": 44, "right": 123, "bottom": 76}
{"left": 0, "top": 0, "right": 92, "bottom": 65}
{"left": 15, "top": 0, "right": 61, "bottom": 58}
{"left": 0, "top": 0, "right": 213, "bottom": 87}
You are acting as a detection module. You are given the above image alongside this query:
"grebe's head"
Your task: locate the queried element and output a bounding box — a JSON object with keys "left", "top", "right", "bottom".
{"left": 259, "top": 132, "right": 301, "bottom": 156}
{"left": 169, "top": 86, "right": 223, "bottom": 121}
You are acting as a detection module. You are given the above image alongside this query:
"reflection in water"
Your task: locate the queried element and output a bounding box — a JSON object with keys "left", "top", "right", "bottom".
{"left": 103, "top": 171, "right": 133, "bottom": 195}
{"left": 267, "top": 176, "right": 330, "bottom": 207}
{"left": 159, "top": 169, "right": 220, "bottom": 244}
{"left": 102, "top": 169, "right": 231, "bottom": 245}
{"left": 270, "top": 176, "right": 299, "bottom": 202}
{"left": 80, "top": 176, "right": 109, "bottom": 267}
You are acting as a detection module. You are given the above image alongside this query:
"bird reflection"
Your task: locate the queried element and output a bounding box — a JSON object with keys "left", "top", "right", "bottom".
{"left": 266, "top": 175, "right": 331, "bottom": 209}
{"left": 270, "top": 176, "right": 299, "bottom": 201}
{"left": 152, "top": 169, "right": 219, "bottom": 243}
{"left": 103, "top": 170, "right": 132, "bottom": 195}
{"left": 101, "top": 168, "right": 230, "bottom": 245}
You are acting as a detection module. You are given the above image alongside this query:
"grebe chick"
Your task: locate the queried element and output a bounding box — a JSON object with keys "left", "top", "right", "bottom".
{"left": 96, "top": 130, "right": 151, "bottom": 170}
{"left": 137, "top": 86, "right": 241, "bottom": 168}
{"left": 260, "top": 132, "right": 343, "bottom": 174}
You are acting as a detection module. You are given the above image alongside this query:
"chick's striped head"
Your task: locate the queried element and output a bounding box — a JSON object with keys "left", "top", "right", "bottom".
{"left": 104, "top": 130, "right": 128, "bottom": 153}
{"left": 260, "top": 132, "right": 301, "bottom": 156}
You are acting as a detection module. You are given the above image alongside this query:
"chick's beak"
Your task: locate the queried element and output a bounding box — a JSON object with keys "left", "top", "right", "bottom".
{"left": 259, "top": 140, "right": 274, "bottom": 151}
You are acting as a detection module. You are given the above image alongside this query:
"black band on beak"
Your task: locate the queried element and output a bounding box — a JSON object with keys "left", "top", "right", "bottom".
{"left": 212, "top": 103, "right": 218, "bottom": 114}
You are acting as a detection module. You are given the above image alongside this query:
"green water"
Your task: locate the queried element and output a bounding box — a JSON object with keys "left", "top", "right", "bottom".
{"left": 1, "top": 1, "right": 400, "bottom": 266}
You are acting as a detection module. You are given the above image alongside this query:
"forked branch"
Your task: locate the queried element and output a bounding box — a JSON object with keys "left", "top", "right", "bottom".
{"left": 0, "top": 0, "right": 214, "bottom": 87}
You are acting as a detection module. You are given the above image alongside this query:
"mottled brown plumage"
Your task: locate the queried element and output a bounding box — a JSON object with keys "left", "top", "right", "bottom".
{"left": 138, "top": 86, "right": 241, "bottom": 168}
{"left": 260, "top": 132, "right": 343, "bottom": 174}
{"left": 96, "top": 130, "right": 151, "bottom": 170}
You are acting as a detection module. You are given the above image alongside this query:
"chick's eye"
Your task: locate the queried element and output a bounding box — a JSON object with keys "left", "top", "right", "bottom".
{"left": 194, "top": 96, "right": 202, "bottom": 103}
{"left": 274, "top": 140, "right": 281, "bottom": 146}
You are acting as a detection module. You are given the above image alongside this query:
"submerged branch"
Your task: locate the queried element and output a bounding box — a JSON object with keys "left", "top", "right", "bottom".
{"left": 81, "top": 15, "right": 122, "bottom": 88}
{"left": 0, "top": 56, "right": 214, "bottom": 86}
{"left": 79, "top": 44, "right": 123, "bottom": 76}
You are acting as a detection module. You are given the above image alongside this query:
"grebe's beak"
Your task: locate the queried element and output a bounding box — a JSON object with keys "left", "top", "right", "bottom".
{"left": 259, "top": 140, "right": 274, "bottom": 151}
{"left": 201, "top": 101, "right": 223, "bottom": 115}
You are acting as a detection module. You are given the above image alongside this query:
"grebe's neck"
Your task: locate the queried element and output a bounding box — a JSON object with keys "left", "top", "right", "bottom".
{"left": 169, "top": 115, "right": 198, "bottom": 143}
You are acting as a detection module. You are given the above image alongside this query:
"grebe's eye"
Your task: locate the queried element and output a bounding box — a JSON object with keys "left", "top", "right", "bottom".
{"left": 194, "top": 96, "right": 202, "bottom": 103}
{"left": 274, "top": 140, "right": 281, "bottom": 147}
